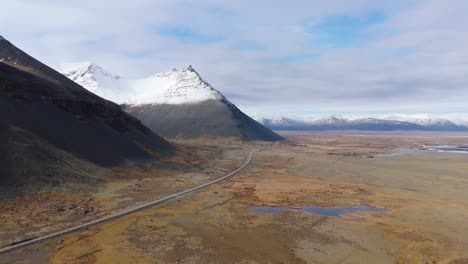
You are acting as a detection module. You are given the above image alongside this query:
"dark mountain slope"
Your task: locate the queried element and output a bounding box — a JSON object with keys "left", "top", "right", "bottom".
{"left": 0, "top": 37, "right": 173, "bottom": 187}
{"left": 126, "top": 99, "right": 284, "bottom": 141}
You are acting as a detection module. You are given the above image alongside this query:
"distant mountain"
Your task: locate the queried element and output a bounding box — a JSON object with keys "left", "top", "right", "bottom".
{"left": 345, "top": 118, "right": 425, "bottom": 131}
{"left": 0, "top": 37, "right": 173, "bottom": 187}
{"left": 401, "top": 118, "right": 466, "bottom": 131}
{"left": 58, "top": 63, "right": 283, "bottom": 141}
{"left": 382, "top": 115, "right": 468, "bottom": 131}
{"left": 259, "top": 117, "right": 310, "bottom": 131}
{"left": 310, "top": 116, "right": 350, "bottom": 130}
{"left": 256, "top": 115, "right": 468, "bottom": 131}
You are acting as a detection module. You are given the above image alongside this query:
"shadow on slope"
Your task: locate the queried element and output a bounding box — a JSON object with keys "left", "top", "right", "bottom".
{"left": 126, "top": 99, "right": 284, "bottom": 141}
{"left": 0, "top": 37, "right": 174, "bottom": 189}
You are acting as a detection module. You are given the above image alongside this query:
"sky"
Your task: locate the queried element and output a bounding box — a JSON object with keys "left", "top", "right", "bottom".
{"left": 1, "top": 0, "right": 468, "bottom": 120}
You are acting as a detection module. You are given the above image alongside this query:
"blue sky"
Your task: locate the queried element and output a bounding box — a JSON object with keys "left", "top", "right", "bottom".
{"left": 157, "top": 25, "right": 223, "bottom": 43}
{"left": 309, "top": 10, "right": 387, "bottom": 48}
{"left": 1, "top": 0, "right": 467, "bottom": 120}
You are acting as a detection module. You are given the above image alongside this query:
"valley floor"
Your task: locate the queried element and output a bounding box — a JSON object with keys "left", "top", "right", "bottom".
{"left": 2, "top": 132, "right": 468, "bottom": 263}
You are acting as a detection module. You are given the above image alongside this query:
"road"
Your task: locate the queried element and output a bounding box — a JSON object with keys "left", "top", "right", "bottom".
{"left": 0, "top": 141, "right": 278, "bottom": 254}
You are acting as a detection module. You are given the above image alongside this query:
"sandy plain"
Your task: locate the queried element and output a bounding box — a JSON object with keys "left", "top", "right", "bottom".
{"left": 1, "top": 132, "right": 468, "bottom": 263}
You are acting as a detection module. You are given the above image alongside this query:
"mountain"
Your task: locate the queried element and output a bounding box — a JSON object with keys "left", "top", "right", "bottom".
{"left": 256, "top": 116, "right": 424, "bottom": 131}
{"left": 259, "top": 117, "right": 310, "bottom": 131}
{"left": 345, "top": 118, "right": 425, "bottom": 131}
{"left": 256, "top": 115, "right": 468, "bottom": 131}
{"left": 381, "top": 115, "right": 468, "bottom": 131}
{"left": 309, "top": 116, "right": 350, "bottom": 130}
{"left": 0, "top": 37, "right": 173, "bottom": 187}
{"left": 393, "top": 118, "right": 467, "bottom": 131}
{"left": 58, "top": 63, "right": 283, "bottom": 141}
{"left": 57, "top": 62, "right": 121, "bottom": 94}
{"left": 257, "top": 115, "right": 351, "bottom": 131}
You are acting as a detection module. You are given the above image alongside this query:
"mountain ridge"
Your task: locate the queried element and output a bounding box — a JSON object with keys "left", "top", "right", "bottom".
{"left": 57, "top": 62, "right": 224, "bottom": 105}
{"left": 256, "top": 115, "right": 468, "bottom": 131}
{"left": 0, "top": 37, "right": 173, "bottom": 187}
{"left": 58, "top": 62, "right": 283, "bottom": 141}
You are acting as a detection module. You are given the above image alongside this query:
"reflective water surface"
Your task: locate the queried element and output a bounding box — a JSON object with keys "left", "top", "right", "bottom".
{"left": 251, "top": 205, "right": 388, "bottom": 218}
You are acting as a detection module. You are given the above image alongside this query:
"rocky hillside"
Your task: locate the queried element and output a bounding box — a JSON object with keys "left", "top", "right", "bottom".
{"left": 0, "top": 36, "right": 174, "bottom": 188}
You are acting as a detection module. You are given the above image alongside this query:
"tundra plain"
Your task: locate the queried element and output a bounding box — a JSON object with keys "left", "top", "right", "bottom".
{"left": 1, "top": 132, "right": 468, "bottom": 264}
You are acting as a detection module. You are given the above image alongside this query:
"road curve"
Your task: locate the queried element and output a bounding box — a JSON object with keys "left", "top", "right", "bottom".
{"left": 0, "top": 141, "right": 278, "bottom": 254}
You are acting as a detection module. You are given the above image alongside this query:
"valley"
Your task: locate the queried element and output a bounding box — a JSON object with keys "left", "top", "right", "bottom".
{"left": 2, "top": 132, "right": 468, "bottom": 263}
{"left": 2, "top": 1, "right": 468, "bottom": 263}
{"left": 1, "top": 27, "right": 468, "bottom": 263}
{"left": 0, "top": 140, "right": 255, "bottom": 249}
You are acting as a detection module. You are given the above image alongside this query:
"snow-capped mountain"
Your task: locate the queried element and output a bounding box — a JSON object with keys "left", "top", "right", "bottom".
{"left": 414, "top": 119, "right": 465, "bottom": 131}
{"left": 58, "top": 62, "right": 283, "bottom": 141}
{"left": 413, "top": 118, "right": 449, "bottom": 126}
{"left": 262, "top": 117, "right": 308, "bottom": 127}
{"left": 312, "top": 115, "right": 349, "bottom": 125}
{"left": 382, "top": 115, "right": 467, "bottom": 131}
{"left": 255, "top": 115, "right": 468, "bottom": 131}
{"left": 57, "top": 62, "right": 120, "bottom": 94}
{"left": 347, "top": 118, "right": 425, "bottom": 131}
{"left": 57, "top": 63, "right": 223, "bottom": 105}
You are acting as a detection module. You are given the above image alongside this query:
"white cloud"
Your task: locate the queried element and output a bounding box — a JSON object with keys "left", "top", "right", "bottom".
{"left": 1, "top": 0, "right": 467, "bottom": 117}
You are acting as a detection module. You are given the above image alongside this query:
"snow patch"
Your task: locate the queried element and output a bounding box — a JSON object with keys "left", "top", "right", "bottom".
{"left": 57, "top": 62, "right": 120, "bottom": 94}
{"left": 312, "top": 115, "right": 349, "bottom": 125}
{"left": 57, "top": 63, "right": 223, "bottom": 105}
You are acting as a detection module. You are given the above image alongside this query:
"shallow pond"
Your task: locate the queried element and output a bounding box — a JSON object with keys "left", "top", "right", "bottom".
{"left": 423, "top": 145, "right": 468, "bottom": 153}
{"left": 378, "top": 145, "right": 468, "bottom": 157}
{"left": 250, "top": 205, "right": 388, "bottom": 218}
{"left": 250, "top": 206, "right": 289, "bottom": 213}
{"left": 299, "top": 205, "right": 388, "bottom": 217}
{"left": 376, "top": 148, "right": 416, "bottom": 157}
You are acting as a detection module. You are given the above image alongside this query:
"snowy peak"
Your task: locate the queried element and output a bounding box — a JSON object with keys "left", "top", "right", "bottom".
{"left": 58, "top": 62, "right": 119, "bottom": 79}
{"left": 271, "top": 117, "right": 305, "bottom": 125}
{"left": 148, "top": 65, "right": 222, "bottom": 101}
{"left": 351, "top": 118, "right": 391, "bottom": 124}
{"left": 57, "top": 62, "right": 120, "bottom": 94}
{"left": 57, "top": 63, "right": 224, "bottom": 105}
{"left": 313, "top": 115, "right": 349, "bottom": 125}
{"left": 150, "top": 65, "right": 197, "bottom": 78}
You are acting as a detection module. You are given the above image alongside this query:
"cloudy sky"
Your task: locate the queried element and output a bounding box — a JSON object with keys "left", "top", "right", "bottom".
{"left": 1, "top": 0, "right": 467, "bottom": 119}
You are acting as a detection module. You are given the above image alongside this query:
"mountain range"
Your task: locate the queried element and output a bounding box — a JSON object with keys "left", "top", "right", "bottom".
{"left": 256, "top": 115, "right": 468, "bottom": 131}
{"left": 1, "top": 33, "right": 464, "bottom": 189}
{"left": 57, "top": 62, "right": 283, "bottom": 141}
